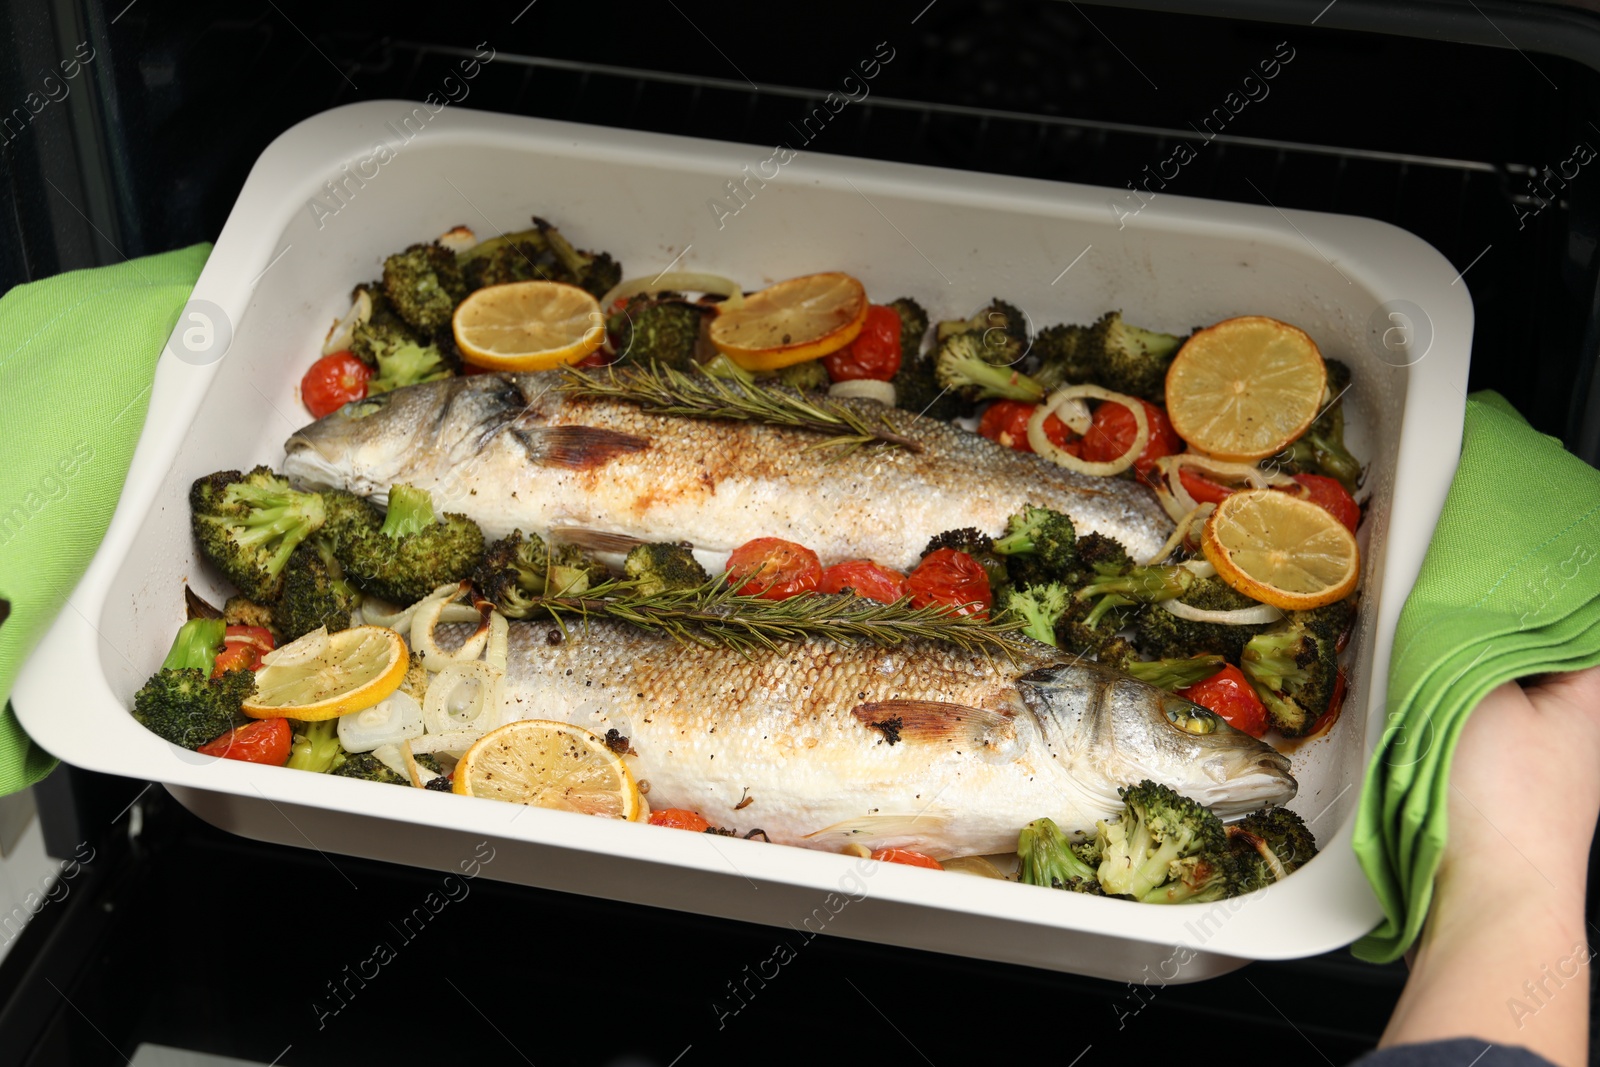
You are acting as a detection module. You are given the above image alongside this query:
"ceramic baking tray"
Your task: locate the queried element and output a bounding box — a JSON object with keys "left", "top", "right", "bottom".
{"left": 12, "top": 101, "right": 1472, "bottom": 981}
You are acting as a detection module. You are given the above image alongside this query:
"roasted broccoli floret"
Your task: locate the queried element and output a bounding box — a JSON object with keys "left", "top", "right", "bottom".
{"left": 347, "top": 284, "right": 435, "bottom": 369}
{"left": 606, "top": 293, "right": 708, "bottom": 371}
{"left": 330, "top": 750, "right": 444, "bottom": 785}
{"left": 223, "top": 596, "right": 277, "bottom": 638}
{"left": 382, "top": 242, "right": 467, "bottom": 334}
{"left": 473, "top": 530, "right": 608, "bottom": 617}
{"left": 288, "top": 719, "right": 346, "bottom": 773}
{"left": 1096, "top": 780, "right": 1231, "bottom": 902}
{"left": 276, "top": 537, "right": 362, "bottom": 641}
{"left": 1076, "top": 559, "right": 1193, "bottom": 608}
{"left": 887, "top": 297, "right": 958, "bottom": 421}
{"left": 1282, "top": 359, "right": 1361, "bottom": 492}
{"left": 339, "top": 484, "right": 485, "bottom": 606}
{"left": 317, "top": 489, "right": 383, "bottom": 549}
{"left": 458, "top": 218, "right": 620, "bottom": 299}
{"left": 1000, "top": 583, "right": 1071, "bottom": 646}
{"left": 191, "top": 467, "right": 327, "bottom": 602}
{"left": 133, "top": 668, "right": 255, "bottom": 749}
{"left": 934, "top": 332, "right": 1046, "bottom": 405}
{"left": 623, "top": 542, "right": 710, "bottom": 597}
{"left": 367, "top": 340, "right": 452, "bottom": 396}
{"left": 993, "top": 506, "right": 1077, "bottom": 568}
{"left": 1018, "top": 817, "right": 1103, "bottom": 893}
{"left": 1229, "top": 807, "right": 1319, "bottom": 893}
{"left": 1133, "top": 575, "right": 1275, "bottom": 664}
{"left": 1122, "top": 654, "right": 1227, "bottom": 691}
{"left": 920, "top": 527, "right": 1008, "bottom": 588}
{"left": 131, "top": 620, "right": 253, "bottom": 748}
{"left": 1238, "top": 600, "right": 1353, "bottom": 737}
{"left": 1033, "top": 311, "right": 1184, "bottom": 402}
{"left": 935, "top": 298, "right": 1029, "bottom": 364}
{"left": 1056, "top": 593, "right": 1140, "bottom": 660}
{"left": 330, "top": 752, "right": 407, "bottom": 785}
{"left": 771, "top": 359, "right": 830, "bottom": 393}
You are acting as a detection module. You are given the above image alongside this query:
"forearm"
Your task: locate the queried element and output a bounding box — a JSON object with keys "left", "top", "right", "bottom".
{"left": 1380, "top": 852, "right": 1593, "bottom": 1065}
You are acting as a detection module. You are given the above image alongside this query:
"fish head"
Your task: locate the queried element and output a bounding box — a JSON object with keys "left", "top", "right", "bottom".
{"left": 282, "top": 374, "right": 549, "bottom": 501}
{"left": 1019, "top": 663, "right": 1296, "bottom": 817}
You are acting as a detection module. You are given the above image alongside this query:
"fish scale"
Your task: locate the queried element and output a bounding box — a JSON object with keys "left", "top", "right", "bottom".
{"left": 283, "top": 372, "right": 1175, "bottom": 570}
{"left": 496, "top": 619, "right": 1296, "bottom": 859}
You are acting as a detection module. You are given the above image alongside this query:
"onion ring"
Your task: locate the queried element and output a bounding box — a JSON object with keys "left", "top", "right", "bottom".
{"left": 1027, "top": 385, "right": 1148, "bottom": 476}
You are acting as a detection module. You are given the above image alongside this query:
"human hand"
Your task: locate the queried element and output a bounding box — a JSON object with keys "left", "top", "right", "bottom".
{"left": 1438, "top": 666, "right": 1600, "bottom": 901}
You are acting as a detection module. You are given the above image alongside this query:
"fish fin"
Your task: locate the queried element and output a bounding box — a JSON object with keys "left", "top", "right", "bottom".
{"left": 803, "top": 814, "right": 954, "bottom": 854}
{"left": 851, "top": 700, "right": 1012, "bottom": 747}
{"left": 512, "top": 425, "right": 650, "bottom": 470}
{"left": 548, "top": 527, "right": 650, "bottom": 554}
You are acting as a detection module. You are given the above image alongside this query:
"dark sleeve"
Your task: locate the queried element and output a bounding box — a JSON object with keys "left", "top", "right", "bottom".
{"left": 1348, "top": 1039, "right": 1556, "bottom": 1067}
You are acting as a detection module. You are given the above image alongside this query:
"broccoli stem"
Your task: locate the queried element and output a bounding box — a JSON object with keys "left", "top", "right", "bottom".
{"left": 381, "top": 485, "right": 435, "bottom": 540}
{"left": 1018, "top": 817, "right": 1100, "bottom": 891}
{"left": 1123, "top": 655, "right": 1226, "bottom": 691}
{"left": 1083, "top": 593, "right": 1134, "bottom": 630}
{"left": 1240, "top": 629, "right": 1304, "bottom": 687}
{"left": 288, "top": 719, "right": 345, "bottom": 773}
{"left": 1077, "top": 565, "right": 1192, "bottom": 604}
{"left": 1121, "top": 324, "right": 1184, "bottom": 360}
{"left": 160, "top": 619, "right": 227, "bottom": 674}
{"left": 947, "top": 351, "right": 1045, "bottom": 403}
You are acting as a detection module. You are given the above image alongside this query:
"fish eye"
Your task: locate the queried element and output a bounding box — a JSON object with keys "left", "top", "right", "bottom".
{"left": 1165, "top": 702, "right": 1218, "bottom": 735}
{"left": 345, "top": 398, "right": 385, "bottom": 419}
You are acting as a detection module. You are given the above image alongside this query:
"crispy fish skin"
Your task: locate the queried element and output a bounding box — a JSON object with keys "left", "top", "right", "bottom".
{"left": 283, "top": 373, "right": 1174, "bottom": 570}
{"left": 497, "top": 619, "right": 1295, "bottom": 858}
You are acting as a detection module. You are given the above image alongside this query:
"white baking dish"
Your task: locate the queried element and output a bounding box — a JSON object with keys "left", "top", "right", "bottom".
{"left": 12, "top": 101, "right": 1472, "bottom": 982}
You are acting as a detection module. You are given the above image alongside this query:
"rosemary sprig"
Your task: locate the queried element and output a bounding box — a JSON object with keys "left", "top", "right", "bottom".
{"left": 559, "top": 363, "right": 924, "bottom": 455}
{"left": 506, "top": 576, "right": 1031, "bottom": 659}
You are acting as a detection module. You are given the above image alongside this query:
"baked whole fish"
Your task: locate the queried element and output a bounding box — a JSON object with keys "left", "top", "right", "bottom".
{"left": 283, "top": 373, "right": 1174, "bottom": 571}
{"left": 498, "top": 619, "right": 1296, "bottom": 858}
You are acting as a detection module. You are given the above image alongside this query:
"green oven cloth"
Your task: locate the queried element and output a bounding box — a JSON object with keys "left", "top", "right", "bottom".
{"left": 0, "top": 244, "right": 212, "bottom": 796}
{"left": 1352, "top": 391, "right": 1600, "bottom": 963}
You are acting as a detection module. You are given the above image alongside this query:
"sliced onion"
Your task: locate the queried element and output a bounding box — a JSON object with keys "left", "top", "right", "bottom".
{"left": 1160, "top": 598, "right": 1283, "bottom": 626}
{"left": 436, "top": 225, "right": 477, "bottom": 254}
{"left": 598, "top": 272, "right": 745, "bottom": 315}
{"left": 260, "top": 627, "right": 329, "bottom": 668}
{"left": 409, "top": 731, "right": 484, "bottom": 756}
{"left": 1156, "top": 454, "right": 1299, "bottom": 515}
{"left": 322, "top": 289, "right": 373, "bottom": 355}
{"left": 360, "top": 595, "right": 479, "bottom": 630}
{"left": 398, "top": 740, "right": 441, "bottom": 788}
{"left": 484, "top": 610, "right": 509, "bottom": 674}
{"left": 828, "top": 379, "right": 895, "bottom": 405}
{"left": 423, "top": 661, "right": 504, "bottom": 736}
{"left": 942, "top": 855, "right": 1008, "bottom": 879}
{"left": 411, "top": 582, "right": 490, "bottom": 671}
{"left": 338, "top": 690, "right": 424, "bottom": 753}
{"left": 1143, "top": 504, "right": 1214, "bottom": 565}
{"left": 1180, "top": 559, "right": 1218, "bottom": 579}
{"left": 370, "top": 744, "right": 410, "bottom": 780}
{"left": 1051, "top": 397, "right": 1092, "bottom": 436}
{"left": 1027, "top": 385, "right": 1148, "bottom": 476}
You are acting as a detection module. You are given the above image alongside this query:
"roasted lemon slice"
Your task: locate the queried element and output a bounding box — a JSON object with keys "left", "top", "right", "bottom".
{"left": 1201, "top": 489, "right": 1359, "bottom": 611}
{"left": 1164, "top": 316, "right": 1327, "bottom": 462}
{"left": 708, "top": 271, "right": 868, "bottom": 370}
{"left": 453, "top": 719, "right": 645, "bottom": 820}
{"left": 452, "top": 281, "right": 605, "bottom": 370}
{"left": 242, "top": 626, "right": 408, "bottom": 721}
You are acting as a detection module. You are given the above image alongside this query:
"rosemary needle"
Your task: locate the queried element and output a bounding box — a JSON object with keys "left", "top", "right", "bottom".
{"left": 559, "top": 363, "right": 924, "bottom": 455}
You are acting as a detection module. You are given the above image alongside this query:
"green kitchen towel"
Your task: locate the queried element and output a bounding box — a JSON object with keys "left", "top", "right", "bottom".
{"left": 0, "top": 244, "right": 212, "bottom": 796}
{"left": 1352, "top": 391, "right": 1600, "bottom": 963}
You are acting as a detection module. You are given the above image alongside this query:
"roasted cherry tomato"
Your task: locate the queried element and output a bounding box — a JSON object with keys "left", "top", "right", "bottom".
{"left": 1290, "top": 473, "right": 1360, "bottom": 534}
{"left": 824, "top": 304, "right": 902, "bottom": 381}
{"left": 649, "top": 808, "right": 711, "bottom": 832}
{"left": 300, "top": 351, "right": 372, "bottom": 419}
{"left": 871, "top": 848, "right": 943, "bottom": 870}
{"left": 211, "top": 643, "right": 263, "bottom": 679}
{"left": 197, "top": 717, "right": 292, "bottom": 765}
{"left": 1179, "top": 664, "right": 1270, "bottom": 739}
{"left": 1078, "top": 399, "right": 1184, "bottom": 474}
{"left": 725, "top": 537, "right": 823, "bottom": 600}
{"left": 818, "top": 560, "right": 908, "bottom": 603}
{"left": 977, "top": 400, "right": 1079, "bottom": 455}
{"left": 906, "top": 547, "right": 992, "bottom": 620}
{"left": 1177, "top": 466, "right": 1236, "bottom": 506}
{"left": 223, "top": 625, "right": 275, "bottom": 654}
